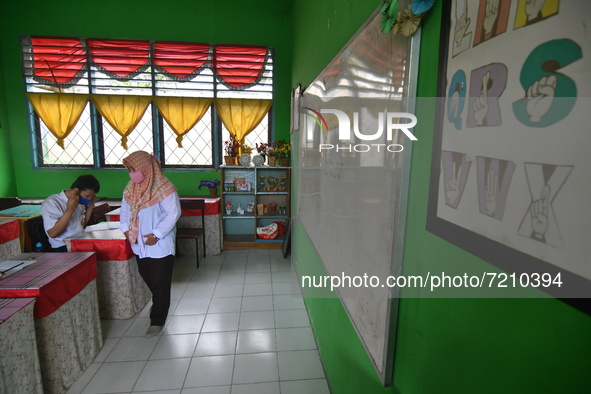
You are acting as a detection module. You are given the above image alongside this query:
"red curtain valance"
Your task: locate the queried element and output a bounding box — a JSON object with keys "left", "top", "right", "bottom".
{"left": 86, "top": 39, "right": 151, "bottom": 79}
{"left": 29, "top": 36, "right": 269, "bottom": 89}
{"left": 154, "top": 41, "right": 210, "bottom": 79}
{"left": 214, "top": 45, "right": 268, "bottom": 87}
{"left": 31, "top": 37, "right": 86, "bottom": 84}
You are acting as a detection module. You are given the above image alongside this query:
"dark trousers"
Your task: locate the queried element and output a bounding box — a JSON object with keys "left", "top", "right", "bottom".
{"left": 135, "top": 254, "right": 174, "bottom": 326}
{"left": 50, "top": 245, "right": 68, "bottom": 252}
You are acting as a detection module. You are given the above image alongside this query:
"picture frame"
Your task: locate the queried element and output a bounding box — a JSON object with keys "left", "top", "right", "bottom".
{"left": 426, "top": 0, "right": 591, "bottom": 314}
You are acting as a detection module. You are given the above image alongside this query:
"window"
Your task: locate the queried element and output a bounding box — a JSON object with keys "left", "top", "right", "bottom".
{"left": 21, "top": 36, "right": 274, "bottom": 168}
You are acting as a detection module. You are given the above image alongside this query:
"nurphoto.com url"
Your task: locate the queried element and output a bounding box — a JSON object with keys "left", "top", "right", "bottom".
{"left": 300, "top": 272, "right": 564, "bottom": 293}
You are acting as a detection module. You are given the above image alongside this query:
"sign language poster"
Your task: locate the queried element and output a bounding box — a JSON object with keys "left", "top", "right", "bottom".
{"left": 427, "top": 0, "right": 591, "bottom": 301}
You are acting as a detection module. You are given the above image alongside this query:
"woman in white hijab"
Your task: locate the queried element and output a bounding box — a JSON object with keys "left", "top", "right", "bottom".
{"left": 119, "top": 151, "right": 181, "bottom": 338}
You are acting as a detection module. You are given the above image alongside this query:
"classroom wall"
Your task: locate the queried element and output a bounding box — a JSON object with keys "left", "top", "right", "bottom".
{"left": 291, "top": 1, "right": 591, "bottom": 394}
{"left": 0, "top": 0, "right": 292, "bottom": 198}
{"left": 0, "top": 39, "right": 18, "bottom": 196}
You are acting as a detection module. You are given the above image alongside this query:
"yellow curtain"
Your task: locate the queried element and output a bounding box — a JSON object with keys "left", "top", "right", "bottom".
{"left": 91, "top": 95, "right": 152, "bottom": 149}
{"left": 154, "top": 97, "right": 213, "bottom": 148}
{"left": 214, "top": 98, "right": 273, "bottom": 151}
{"left": 26, "top": 93, "right": 89, "bottom": 149}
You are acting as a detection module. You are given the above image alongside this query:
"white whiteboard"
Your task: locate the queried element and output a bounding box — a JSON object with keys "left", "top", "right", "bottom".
{"left": 295, "top": 9, "right": 420, "bottom": 385}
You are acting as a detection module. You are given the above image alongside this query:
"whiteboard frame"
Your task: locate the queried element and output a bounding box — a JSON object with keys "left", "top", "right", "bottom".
{"left": 295, "top": 8, "right": 422, "bottom": 385}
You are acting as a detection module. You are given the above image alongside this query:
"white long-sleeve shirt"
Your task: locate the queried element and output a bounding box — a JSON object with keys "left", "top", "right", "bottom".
{"left": 119, "top": 192, "right": 181, "bottom": 259}
{"left": 42, "top": 191, "right": 86, "bottom": 249}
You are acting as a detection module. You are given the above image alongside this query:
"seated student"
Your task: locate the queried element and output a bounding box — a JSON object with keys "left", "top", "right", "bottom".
{"left": 41, "top": 175, "right": 101, "bottom": 252}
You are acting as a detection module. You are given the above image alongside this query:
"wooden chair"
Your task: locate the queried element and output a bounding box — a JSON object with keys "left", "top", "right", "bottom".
{"left": 176, "top": 199, "right": 206, "bottom": 268}
{"left": 0, "top": 197, "right": 22, "bottom": 211}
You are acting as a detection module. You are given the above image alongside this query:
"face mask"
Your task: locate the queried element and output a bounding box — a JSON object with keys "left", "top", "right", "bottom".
{"left": 79, "top": 196, "right": 92, "bottom": 206}
{"left": 129, "top": 170, "right": 145, "bottom": 184}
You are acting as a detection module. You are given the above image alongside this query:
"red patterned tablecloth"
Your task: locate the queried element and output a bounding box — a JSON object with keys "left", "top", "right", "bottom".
{"left": 0, "top": 252, "right": 97, "bottom": 318}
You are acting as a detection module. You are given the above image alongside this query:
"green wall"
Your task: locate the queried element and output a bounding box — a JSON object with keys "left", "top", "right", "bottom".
{"left": 0, "top": 39, "right": 17, "bottom": 196}
{"left": 0, "top": 0, "right": 292, "bottom": 198}
{"left": 291, "top": 1, "right": 591, "bottom": 394}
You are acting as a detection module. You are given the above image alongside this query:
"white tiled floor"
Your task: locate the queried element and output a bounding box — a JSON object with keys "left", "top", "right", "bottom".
{"left": 67, "top": 249, "right": 330, "bottom": 394}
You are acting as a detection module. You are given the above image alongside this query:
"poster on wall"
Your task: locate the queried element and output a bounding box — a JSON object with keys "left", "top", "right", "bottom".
{"left": 427, "top": 0, "right": 591, "bottom": 311}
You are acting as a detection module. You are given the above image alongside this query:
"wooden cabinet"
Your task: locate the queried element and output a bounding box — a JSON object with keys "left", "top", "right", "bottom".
{"left": 221, "top": 165, "right": 290, "bottom": 249}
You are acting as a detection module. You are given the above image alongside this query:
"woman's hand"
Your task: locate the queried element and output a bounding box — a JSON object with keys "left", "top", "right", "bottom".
{"left": 143, "top": 233, "right": 159, "bottom": 246}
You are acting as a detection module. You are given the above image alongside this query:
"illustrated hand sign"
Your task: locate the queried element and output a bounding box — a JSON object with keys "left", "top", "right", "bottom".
{"left": 483, "top": 0, "right": 499, "bottom": 35}
{"left": 525, "top": 0, "right": 546, "bottom": 22}
{"left": 531, "top": 184, "right": 550, "bottom": 239}
{"left": 473, "top": 71, "right": 490, "bottom": 126}
{"left": 446, "top": 161, "right": 462, "bottom": 205}
{"left": 449, "top": 84, "right": 461, "bottom": 119}
{"left": 454, "top": 0, "right": 471, "bottom": 46}
{"left": 485, "top": 165, "right": 497, "bottom": 216}
{"left": 526, "top": 75, "right": 556, "bottom": 123}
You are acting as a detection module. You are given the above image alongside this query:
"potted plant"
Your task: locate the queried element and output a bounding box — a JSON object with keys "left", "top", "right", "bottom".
{"left": 265, "top": 144, "right": 277, "bottom": 166}
{"left": 199, "top": 179, "right": 221, "bottom": 197}
{"left": 276, "top": 140, "right": 291, "bottom": 166}
{"left": 242, "top": 145, "right": 254, "bottom": 156}
{"left": 224, "top": 135, "right": 240, "bottom": 165}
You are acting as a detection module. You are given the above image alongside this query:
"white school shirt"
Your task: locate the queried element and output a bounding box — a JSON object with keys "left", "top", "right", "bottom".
{"left": 41, "top": 191, "right": 86, "bottom": 248}
{"left": 119, "top": 192, "right": 181, "bottom": 259}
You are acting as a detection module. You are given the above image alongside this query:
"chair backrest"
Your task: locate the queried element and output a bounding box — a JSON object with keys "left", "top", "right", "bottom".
{"left": 0, "top": 197, "right": 22, "bottom": 211}
{"left": 89, "top": 203, "right": 110, "bottom": 225}
{"left": 179, "top": 199, "right": 206, "bottom": 227}
{"left": 25, "top": 215, "right": 51, "bottom": 252}
{"left": 179, "top": 199, "right": 206, "bottom": 211}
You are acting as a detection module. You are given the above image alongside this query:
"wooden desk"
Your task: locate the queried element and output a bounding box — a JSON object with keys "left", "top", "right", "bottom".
{"left": 0, "top": 219, "right": 21, "bottom": 261}
{"left": 65, "top": 226, "right": 151, "bottom": 319}
{"left": 0, "top": 252, "right": 102, "bottom": 393}
{"left": 0, "top": 298, "right": 43, "bottom": 394}
{"left": 0, "top": 205, "right": 42, "bottom": 252}
{"left": 106, "top": 197, "right": 223, "bottom": 256}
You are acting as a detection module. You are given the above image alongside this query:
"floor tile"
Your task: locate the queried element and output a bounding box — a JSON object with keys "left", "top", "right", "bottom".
{"left": 82, "top": 361, "right": 146, "bottom": 393}
{"left": 133, "top": 358, "right": 191, "bottom": 391}
{"left": 180, "top": 387, "right": 230, "bottom": 394}
{"left": 202, "top": 312, "right": 240, "bottom": 332}
{"left": 274, "top": 309, "right": 311, "bottom": 328}
{"left": 236, "top": 329, "right": 276, "bottom": 354}
{"left": 194, "top": 331, "right": 238, "bottom": 356}
{"left": 164, "top": 314, "right": 206, "bottom": 335}
{"left": 273, "top": 294, "right": 305, "bottom": 310}
{"left": 151, "top": 334, "right": 200, "bottom": 359}
{"left": 213, "top": 284, "right": 245, "bottom": 298}
{"left": 277, "top": 350, "right": 325, "bottom": 380}
{"left": 239, "top": 310, "right": 275, "bottom": 330}
{"left": 280, "top": 379, "right": 331, "bottom": 394}
{"left": 105, "top": 336, "right": 159, "bottom": 361}
{"left": 241, "top": 295, "right": 273, "bottom": 312}
{"left": 244, "top": 272, "right": 272, "bottom": 284}
{"left": 174, "top": 298, "right": 210, "bottom": 315}
{"left": 232, "top": 353, "right": 278, "bottom": 384}
{"left": 208, "top": 297, "right": 242, "bottom": 313}
{"left": 276, "top": 327, "right": 317, "bottom": 351}
{"left": 184, "top": 355, "right": 235, "bottom": 388}
{"left": 231, "top": 381, "right": 280, "bottom": 394}
{"left": 243, "top": 283, "right": 273, "bottom": 296}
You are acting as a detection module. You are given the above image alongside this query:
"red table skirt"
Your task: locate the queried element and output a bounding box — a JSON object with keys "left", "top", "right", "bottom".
{"left": 70, "top": 239, "right": 134, "bottom": 261}
{"left": 0, "top": 220, "right": 20, "bottom": 244}
{"left": 109, "top": 198, "right": 220, "bottom": 221}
